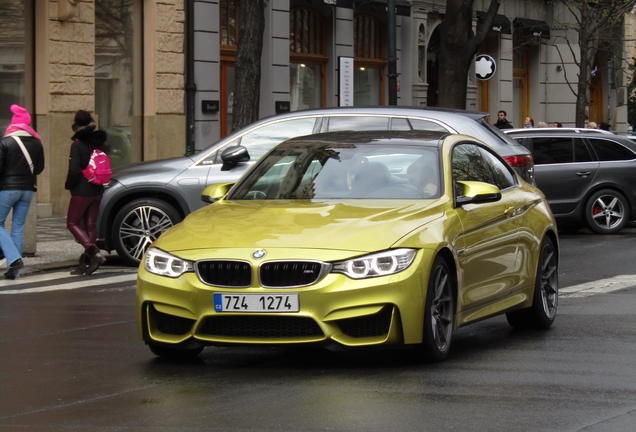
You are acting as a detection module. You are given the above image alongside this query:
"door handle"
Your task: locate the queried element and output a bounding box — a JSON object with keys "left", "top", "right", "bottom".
{"left": 576, "top": 172, "right": 591, "bottom": 177}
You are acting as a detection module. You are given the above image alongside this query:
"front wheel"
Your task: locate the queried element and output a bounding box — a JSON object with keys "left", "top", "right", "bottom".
{"left": 584, "top": 189, "right": 629, "bottom": 234}
{"left": 112, "top": 198, "right": 182, "bottom": 267}
{"left": 421, "top": 256, "right": 454, "bottom": 362}
{"left": 507, "top": 237, "right": 558, "bottom": 329}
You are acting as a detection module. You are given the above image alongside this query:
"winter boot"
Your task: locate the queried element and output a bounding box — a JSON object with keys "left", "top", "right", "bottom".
{"left": 70, "top": 253, "right": 89, "bottom": 275}
{"left": 86, "top": 245, "right": 106, "bottom": 275}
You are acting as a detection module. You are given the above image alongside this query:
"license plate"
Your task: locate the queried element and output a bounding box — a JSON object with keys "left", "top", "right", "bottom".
{"left": 214, "top": 293, "right": 299, "bottom": 312}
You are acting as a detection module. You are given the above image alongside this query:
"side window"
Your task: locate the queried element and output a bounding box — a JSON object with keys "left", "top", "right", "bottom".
{"left": 573, "top": 138, "right": 593, "bottom": 162}
{"left": 479, "top": 147, "right": 516, "bottom": 190}
{"left": 531, "top": 137, "right": 574, "bottom": 165}
{"left": 390, "top": 117, "right": 411, "bottom": 130}
{"left": 326, "top": 116, "right": 389, "bottom": 131}
{"left": 409, "top": 118, "right": 451, "bottom": 133}
{"left": 452, "top": 143, "right": 493, "bottom": 196}
{"left": 236, "top": 117, "right": 317, "bottom": 161}
{"left": 588, "top": 138, "right": 636, "bottom": 161}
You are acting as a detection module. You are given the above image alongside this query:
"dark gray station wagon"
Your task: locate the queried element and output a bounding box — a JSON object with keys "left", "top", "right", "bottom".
{"left": 97, "top": 107, "right": 533, "bottom": 266}
{"left": 506, "top": 128, "right": 636, "bottom": 234}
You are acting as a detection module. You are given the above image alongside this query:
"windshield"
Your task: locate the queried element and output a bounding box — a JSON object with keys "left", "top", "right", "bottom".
{"left": 230, "top": 143, "right": 441, "bottom": 200}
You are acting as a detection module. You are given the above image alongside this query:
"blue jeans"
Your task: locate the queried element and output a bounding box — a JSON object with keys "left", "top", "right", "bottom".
{"left": 0, "top": 190, "right": 34, "bottom": 269}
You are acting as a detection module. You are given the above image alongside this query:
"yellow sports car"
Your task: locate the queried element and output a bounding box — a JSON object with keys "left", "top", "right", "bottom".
{"left": 137, "top": 130, "right": 559, "bottom": 361}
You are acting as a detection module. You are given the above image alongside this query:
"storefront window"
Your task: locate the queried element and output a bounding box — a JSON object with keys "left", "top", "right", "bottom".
{"left": 95, "top": 0, "right": 142, "bottom": 168}
{"left": 289, "top": 7, "right": 326, "bottom": 111}
{"left": 0, "top": 0, "right": 33, "bottom": 133}
{"left": 354, "top": 68, "right": 381, "bottom": 106}
{"left": 354, "top": 14, "right": 385, "bottom": 106}
{"left": 290, "top": 63, "right": 321, "bottom": 110}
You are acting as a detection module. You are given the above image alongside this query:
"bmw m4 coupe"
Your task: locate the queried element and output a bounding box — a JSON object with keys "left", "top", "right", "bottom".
{"left": 137, "top": 130, "right": 557, "bottom": 362}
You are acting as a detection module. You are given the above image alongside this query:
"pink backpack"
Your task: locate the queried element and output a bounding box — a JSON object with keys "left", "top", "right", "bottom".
{"left": 82, "top": 149, "right": 112, "bottom": 185}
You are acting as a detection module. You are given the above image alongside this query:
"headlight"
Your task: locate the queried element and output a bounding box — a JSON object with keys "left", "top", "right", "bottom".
{"left": 144, "top": 247, "right": 194, "bottom": 278}
{"left": 332, "top": 249, "right": 417, "bottom": 279}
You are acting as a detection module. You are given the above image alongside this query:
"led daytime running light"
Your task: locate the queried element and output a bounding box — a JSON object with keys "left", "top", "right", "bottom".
{"left": 333, "top": 249, "right": 416, "bottom": 279}
{"left": 145, "top": 247, "right": 194, "bottom": 278}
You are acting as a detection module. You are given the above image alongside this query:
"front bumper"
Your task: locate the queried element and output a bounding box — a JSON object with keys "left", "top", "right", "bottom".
{"left": 136, "top": 249, "right": 435, "bottom": 349}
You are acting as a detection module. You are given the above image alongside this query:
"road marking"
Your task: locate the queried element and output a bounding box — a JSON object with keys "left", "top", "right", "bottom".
{"left": 560, "top": 275, "right": 636, "bottom": 298}
{"left": 0, "top": 269, "right": 137, "bottom": 294}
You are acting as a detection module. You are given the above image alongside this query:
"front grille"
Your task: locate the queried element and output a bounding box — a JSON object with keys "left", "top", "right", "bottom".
{"left": 199, "top": 315, "right": 324, "bottom": 338}
{"left": 260, "top": 261, "right": 326, "bottom": 287}
{"left": 149, "top": 304, "right": 196, "bottom": 335}
{"left": 197, "top": 260, "right": 252, "bottom": 287}
{"left": 337, "top": 306, "right": 393, "bottom": 338}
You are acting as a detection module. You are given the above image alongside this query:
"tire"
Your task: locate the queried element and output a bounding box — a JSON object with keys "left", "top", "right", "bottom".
{"left": 584, "top": 189, "right": 629, "bottom": 234}
{"left": 112, "top": 198, "right": 182, "bottom": 267}
{"left": 506, "top": 237, "right": 558, "bottom": 329}
{"left": 421, "top": 256, "right": 454, "bottom": 362}
{"left": 148, "top": 344, "right": 203, "bottom": 360}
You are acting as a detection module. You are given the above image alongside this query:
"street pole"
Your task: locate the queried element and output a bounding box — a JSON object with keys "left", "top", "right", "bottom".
{"left": 387, "top": 0, "right": 397, "bottom": 105}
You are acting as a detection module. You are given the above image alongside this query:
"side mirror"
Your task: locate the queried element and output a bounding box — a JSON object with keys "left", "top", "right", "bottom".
{"left": 220, "top": 145, "right": 250, "bottom": 171}
{"left": 201, "top": 182, "right": 235, "bottom": 203}
{"left": 455, "top": 181, "right": 502, "bottom": 205}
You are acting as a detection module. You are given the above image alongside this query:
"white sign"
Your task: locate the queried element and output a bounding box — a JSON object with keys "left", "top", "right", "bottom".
{"left": 475, "top": 54, "right": 496, "bottom": 81}
{"left": 339, "top": 56, "right": 354, "bottom": 107}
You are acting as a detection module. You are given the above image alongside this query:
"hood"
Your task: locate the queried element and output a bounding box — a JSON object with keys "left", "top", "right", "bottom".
{"left": 111, "top": 155, "right": 193, "bottom": 185}
{"left": 155, "top": 199, "right": 444, "bottom": 254}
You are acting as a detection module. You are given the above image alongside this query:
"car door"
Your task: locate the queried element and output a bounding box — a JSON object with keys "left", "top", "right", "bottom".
{"left": 530, "top": 137, "right": 599, "bottom": 216}
{"left": 451, "top": 143, "right": 520, "bottom": 312}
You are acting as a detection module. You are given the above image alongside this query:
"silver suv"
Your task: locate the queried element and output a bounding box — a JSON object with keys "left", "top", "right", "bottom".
{"left": 505, "top": 127, "right": 636, "bottom": 234}
{"left": 97, "top": 107, "right": 533, "bottom": 266}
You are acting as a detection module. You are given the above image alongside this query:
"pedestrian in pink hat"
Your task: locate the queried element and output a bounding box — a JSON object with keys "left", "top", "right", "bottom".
{"left": 0, "top": 104, "right": 45, "bottom": 279}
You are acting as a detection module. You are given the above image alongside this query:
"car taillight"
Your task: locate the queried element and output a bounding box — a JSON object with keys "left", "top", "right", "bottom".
{"left": 503, "top": 154, "right": 533, "bottom": 168}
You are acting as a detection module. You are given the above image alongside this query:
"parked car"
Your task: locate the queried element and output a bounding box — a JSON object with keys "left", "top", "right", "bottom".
{"left": 505, "top": 127, "right": 636, "bottom": 234}
{"left": 97, "top": 107, "right": 534, "bottom": 266}
{"left": 137, "top": 130, "right": 558, "bottom": 361}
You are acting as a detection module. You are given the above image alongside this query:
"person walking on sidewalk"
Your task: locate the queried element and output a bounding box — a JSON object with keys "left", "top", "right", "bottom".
{"left": 0, "top": 104, "right": 45, "bottom": 280}
{"left": 65, "top": 110, "right": 108, "bottom": 275}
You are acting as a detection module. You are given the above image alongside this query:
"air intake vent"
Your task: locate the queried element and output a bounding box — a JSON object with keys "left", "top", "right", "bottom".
{"left": 149, "top": 304, "right": 195, "bottom": 336}
{"left": 200, "top": 315, "right": 324, "bottom": 338}
{"left": 260, "top": 261, "right": 328, "bottom": 287}
{"left": 197, "top": 260, "right": 252, "bottom": 287}
{"left": 337, "top": 306, "right": 393, "bottom": 338}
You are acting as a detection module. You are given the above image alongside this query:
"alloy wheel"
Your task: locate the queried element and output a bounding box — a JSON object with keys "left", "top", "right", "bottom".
{"left": 119, "top": 206, "right": 175, "bottom": 262}
{"left": 430, "top": 264, "right": 453, "bottom": 353}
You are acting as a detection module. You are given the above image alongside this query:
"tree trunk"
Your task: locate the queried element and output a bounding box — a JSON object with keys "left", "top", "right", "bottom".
{"left": 232, "top": 0, "right": 266, "bottom": 133}
{"left": 437, "top": 0, "right": 500, "bottom": 109}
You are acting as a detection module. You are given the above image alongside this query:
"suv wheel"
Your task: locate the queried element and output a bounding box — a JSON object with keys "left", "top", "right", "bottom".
{"left": 584, "top": 189, "right": 629, "bottom": 234}
{"left": 112, "top": 198, "right": 182, "bottom": 266}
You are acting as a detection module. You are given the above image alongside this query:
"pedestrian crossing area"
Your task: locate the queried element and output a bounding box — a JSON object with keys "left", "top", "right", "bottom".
{"left": 0, "top": 268, "right": 138, "bottom": 294}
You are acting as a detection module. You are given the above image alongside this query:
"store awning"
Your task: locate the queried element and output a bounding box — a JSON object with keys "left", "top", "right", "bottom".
{"left": 349, "top": 0, "right": 411, "bottom": 17}
{"left": 513, "top": 18, "right": 550, "bottom": 39}
{"left": 476, "top": 12, "right": 511, "bottom": 35}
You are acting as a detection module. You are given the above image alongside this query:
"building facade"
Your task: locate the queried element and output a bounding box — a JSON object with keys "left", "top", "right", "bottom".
{"left": 0, "top": 0, "right": 631, "bottom": 224}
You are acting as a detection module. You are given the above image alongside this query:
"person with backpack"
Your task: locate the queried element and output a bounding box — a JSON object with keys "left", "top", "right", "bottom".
{"left": 65, "top": 110, "right": 109, "bottom": 275}
{"left": 0, "top": 104, "right": 45, "bottom": 279}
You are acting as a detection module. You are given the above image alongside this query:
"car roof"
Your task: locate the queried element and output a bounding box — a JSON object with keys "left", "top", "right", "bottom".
{"left": 262, "top": 106, "right": 490, "bottom": 122}
{"left": 505, "top": 127, "right": 636, "bottom": 151}
{"left": 504, "top": 127, "right": 615, "bottom": 136}
{"left": 281, "top": 130, "right": 449, "bottom": 147}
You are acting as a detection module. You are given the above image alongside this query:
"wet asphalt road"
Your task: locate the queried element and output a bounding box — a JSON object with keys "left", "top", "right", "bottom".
{"left": 1, "top": 229, "right": 636, "bottom": 431}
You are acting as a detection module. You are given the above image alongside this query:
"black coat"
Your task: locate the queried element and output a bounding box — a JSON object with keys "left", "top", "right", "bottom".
{"left": 0, "top": 134, "right": 45, "bottom": 191}
{"left": 494, "top": 120, "right": 513, "bottom": 130}
{"left": 64, "top": 129, "right": 108, "bottom": 196}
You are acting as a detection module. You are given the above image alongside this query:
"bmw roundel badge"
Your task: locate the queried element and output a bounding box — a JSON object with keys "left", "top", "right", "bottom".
{"left": 253, "top": 249, "right": 266, "bottom": 259}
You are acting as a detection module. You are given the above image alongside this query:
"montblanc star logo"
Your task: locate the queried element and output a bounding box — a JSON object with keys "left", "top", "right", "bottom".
{"left": 475, "top": 55, "right": 496, "bottom": 81}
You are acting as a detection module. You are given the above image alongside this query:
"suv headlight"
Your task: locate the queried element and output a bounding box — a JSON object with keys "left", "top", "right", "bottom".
{"left": 332, "top": 249, "right": 417, "bottom": 279}
{"left": 144, "top": 247, "right": 194, "bottom": 277}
